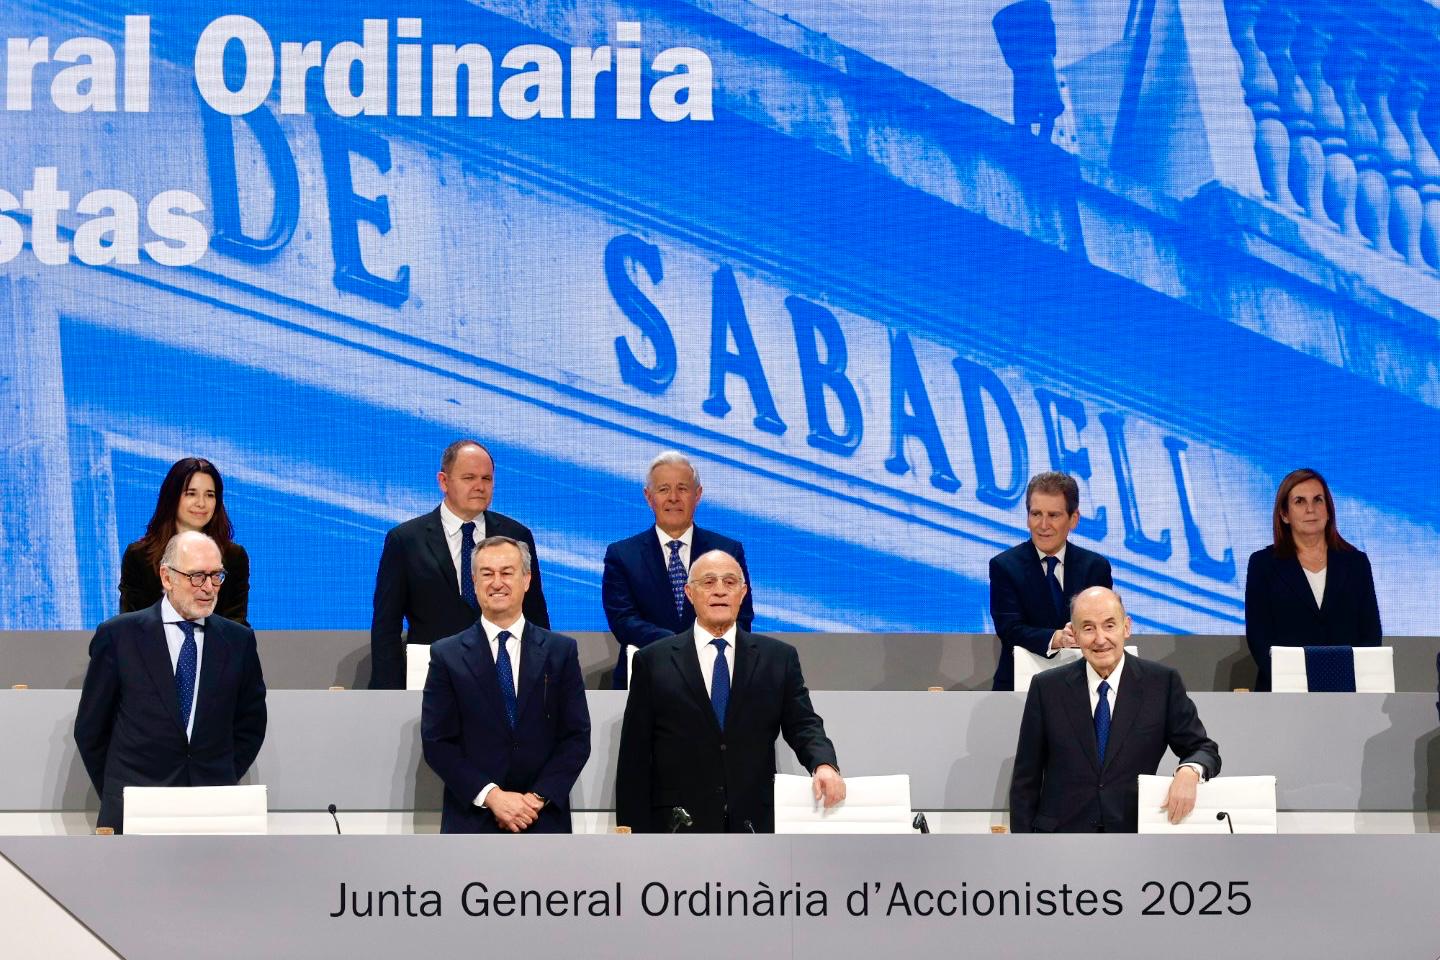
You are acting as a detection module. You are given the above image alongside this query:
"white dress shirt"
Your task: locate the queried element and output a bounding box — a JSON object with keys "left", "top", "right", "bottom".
{"left": 473, "top": 616, "right": 524, "bottom": 808}
{"left": 1035, "top": 542, "right": 1068, "bottom": 588}
{"left": 1085, "top": 654, "right": 1205, "bottom": 780}
{"left": 655, "top": 525, "right": 695, "bottom": 571}
{"left": 160, "top": 596, "right": 204, "bottom": 741}
{"left": 1303, "top": 566, "right": 1327, "bottom": 609}
{"left": 440, "top": 501, "right": 485, "bottom": 593}
{"left": 694, "top": 622, "right": 737, "bottom": 697}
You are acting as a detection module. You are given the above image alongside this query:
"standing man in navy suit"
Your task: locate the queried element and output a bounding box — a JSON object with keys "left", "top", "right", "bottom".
{"left": 1009, "top": 587, "right": 1220, "bottom": 833}
{"left": 75, "top": 531, "right": 267, "bottom": 833}
{"left": 370, "top": 439, "right": 550, "bottom": 689}
{"left": 422, "top": 536, "right": 591, "bottom": 833}
{"left": 602, "top": 451, "right": 754, "bottom": 688}
{"left": 989, "top": 472, "right": 1113, "bottom": 690}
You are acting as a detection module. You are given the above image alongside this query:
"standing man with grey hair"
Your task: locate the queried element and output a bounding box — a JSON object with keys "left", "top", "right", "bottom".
{"left": 989, "top": 471, "right": 1113, "bottom": 691}
{"left": 75, "top": 530, "right": 267, "bottom": 833}
{"left": 602, "top": 451, "right": 754, "bottom": 689}
{"left": 370, "top": 439, "right": 550, "bottom": 689}
{"left": 422, "top": 536, "right": 590, "bottom": 833}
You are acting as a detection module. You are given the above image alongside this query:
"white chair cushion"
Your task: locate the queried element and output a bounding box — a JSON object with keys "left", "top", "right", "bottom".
{"left": 123, "top": 784, "right": 268, "bottom": 835}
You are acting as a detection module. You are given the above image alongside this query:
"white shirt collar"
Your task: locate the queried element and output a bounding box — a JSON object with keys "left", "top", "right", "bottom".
{"left": 480, "top": 615, "right": 526, "bottom": 644}
{"left": 1085, "top": 653, "right": 1125, "bottom": 694}
{"left": 694, "top": 621, "right": 738, "bottom": 649}
{"left": 440, "top": 501, "right": 481, "bottom": 537}
{"left": 1035, "top": 542, "right": 1068, "bottom": 566}
{"left": 655, "top": 525, "right": 695, "bottom": 550}
{"left": 160, "top": 595, "right": 203, "bottom": 629}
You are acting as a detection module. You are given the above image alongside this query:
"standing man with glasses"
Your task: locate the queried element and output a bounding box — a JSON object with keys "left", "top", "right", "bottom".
{"left": 616, "top": 550, "right": 842, "bottom": 833}
{"left": 75, "top": 530, "right": 267, "bottom": 833}
{"left": 421, "top": 536, "right": 590, "bottom": 833}
{"left": 602, "top": 451, "right": 754, "bottom": 689}
{"left": 370, "top": 439, "right": 550, "bottom": 689}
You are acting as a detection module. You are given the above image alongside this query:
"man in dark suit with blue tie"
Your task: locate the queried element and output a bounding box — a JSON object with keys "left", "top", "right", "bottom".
{"left": 370, "top": 439, "right": 550, "bottom": 689}
{"left": 989, "top": 472, "right": 1113, "bottom": 690}
{"left": 422, "top": 536, "right": 591, "bottom": 833}
{"left": 75, "top": 531, "right": 267, "bottom": 833}
{"left": 602, "top": 451, "right": 754, "bottom": 689}
{"left": 1010, "top": 587, "right": 1220, "bottom": 833}
{"left": 616, "top": 550, "right": 842, "bottom": 833}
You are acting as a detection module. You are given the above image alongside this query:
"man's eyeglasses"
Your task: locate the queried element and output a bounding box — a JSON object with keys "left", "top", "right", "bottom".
{"left": 167, "top": 568, "right": 227, "bottom": 587}
{"left": 690, "top": 574, "right": 745, "bottom": 590}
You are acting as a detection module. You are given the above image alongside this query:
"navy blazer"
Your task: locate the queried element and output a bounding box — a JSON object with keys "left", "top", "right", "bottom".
{"left": 1244, "top": 545, "right": 1382, "bottom": 692}
{"left": 1009, "top": 656, "right": 1220, "bottom": 833}
{"left": 421, "top": 622, "right": 591, "bottom": 834}
{"left": 73, "top": 602, "right": 267, "bottom": 833}
{"left": 989, "top": 540, "right": 1113, "bottom": 690}
{"left": 615, "top": 628, "right": 837, "bottom": 833}
{"left": 370, "top": 507, "right": 550, "bottom": 689}
{"left": 602, "top": 526, "right": 754, "bottom": 688}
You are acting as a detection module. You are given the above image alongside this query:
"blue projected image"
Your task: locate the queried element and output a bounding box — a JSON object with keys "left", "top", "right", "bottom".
{"left": 0, "top": 0, "right": 1435, "bottom": 638}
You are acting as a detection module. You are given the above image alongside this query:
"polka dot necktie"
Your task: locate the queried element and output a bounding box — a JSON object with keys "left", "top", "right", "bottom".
{"left": 175, "top": 621, "right": 198, "bottom": 736}
{"left": 667, "top": 540, "right": 687, "bottom": 618}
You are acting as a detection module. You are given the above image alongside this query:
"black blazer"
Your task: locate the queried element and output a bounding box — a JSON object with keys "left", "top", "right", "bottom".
{"left": 616, "top": 628, "right": 838, "bottom": 833}
{"left": 73, "top": 602, "right": 267, "bottom": 833}
{"left": 119, "top": 540, "right": 251, "bottom": 626}
{"left": 1244, "top": 545, "right": 1382, "bottom": 692}
{"left": 369, "top": 507, "right": 550, "bottom": 689}
{"left": 601, "top": 526, "right": 755, "bottom": 688}
{"left": 421, "top": 622, "right": 591, "bottom": 834}
{"left": 989, "top": 540, "right": 1113, "bottom": 690}
{"left": 1009, "top": 656, "right": 1219, "bottom": 833}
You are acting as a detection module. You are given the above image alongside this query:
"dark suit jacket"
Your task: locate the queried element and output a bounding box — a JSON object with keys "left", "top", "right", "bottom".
{"left": 73, "top": 602, "right": 267, "bottom": 833}
{"left": 616, "top": 628, "right": 837, "bottom": 833}
{"left": 1009, "top": 656, "right": 1220, "bottom": 833}
{"left": 370, "top": 507, "right": 550, "bottom": 689}
{"left": 421, "top": 622, "right": 591, "bottom": 834}
{"left": 989, "top": 540, "right": 1113, "bottom": 690}
{"left": 602, "top": 526, "right": 755, "bottom": 688}
{"left": 1244, "top": 545, "right": 1382, "bottom": 692}
{"left": 119, "top": 540, "right": 251, "bottom": 626}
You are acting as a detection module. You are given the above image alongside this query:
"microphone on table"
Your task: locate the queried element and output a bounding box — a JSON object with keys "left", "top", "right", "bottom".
{"left": 669, "top": 806, "right": 693, "bottom": 833}
{"left": 328, "top": 803, "right": 343, "bottom": 835}
{"left": 742, "top": 819, "right": 756, "bottom": 834}
{"left": 1215, "top": 811, "right": 1234, "bottom": 834}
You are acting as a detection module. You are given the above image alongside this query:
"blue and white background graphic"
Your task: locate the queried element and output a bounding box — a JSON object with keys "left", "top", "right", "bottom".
{"left": 1, "top": 0, "right": 1436, "bottom": 635}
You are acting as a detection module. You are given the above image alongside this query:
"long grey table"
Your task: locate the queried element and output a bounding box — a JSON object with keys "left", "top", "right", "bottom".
{"left": 4, "top": 835, "right": 1440, "bottom": 959}
{"left": 6, "top": 629, "right": 1440, "bottom": 692}
{"left": 5, "top": 691, "right": 1438, "bottom": 813}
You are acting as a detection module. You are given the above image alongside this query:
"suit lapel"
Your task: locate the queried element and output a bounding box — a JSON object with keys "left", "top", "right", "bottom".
{"left": 192, "top": 618, "right": 233, "bottom": 737}
{"left": 1059, "top": 663, "right": 1101, "bottom": 775}
{"left": 137, "top": 604, "right": 185, "bottom": 734}
{"left": 459, "top": 626, "right": 511, "bottom": 730}
{"left": 670, "top": 630, "right": 719, "bottom": 734}
{"left": 1101, "top": 658, "right": 1144, "bottom": 772}
{"left": 1318, "top": 549, "right": 1344, "bottom": 615}
{"left": 1276, "top": 554, "right": 1320, "bottom": 617}
{"left": 423, "top": 508, "right": 462, "bottom": 603}
{"left": 514, "top": 623, "right": 547, "bottom": 720}
{"left": 726, "top": 629, "right": 761, "bottom": 726}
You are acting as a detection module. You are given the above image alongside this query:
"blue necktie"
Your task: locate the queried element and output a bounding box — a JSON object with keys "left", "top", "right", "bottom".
{"left": 667, "top": 540, "right": 687, "bottom": 618}
{"left": 710, "top": 638, "right": 730, "bottom": 730}
{"left": 495, "top": 630, "right": 518, "bottom": 729}
{"left": 1043, "top": 555, "right": 1065, "bottom": 619}
{"left": 1094, "top": 679, "right": 1111, "bottom": 764}
{"left": 460, "top": 521, "right": 478, "bottom": 610}
{"left": 175, "top": 621, "right": 198, "bottom": 735}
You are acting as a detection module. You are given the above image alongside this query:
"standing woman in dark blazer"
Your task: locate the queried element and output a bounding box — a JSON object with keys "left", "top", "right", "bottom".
{"left": 1245, "top": 468, "right": 1381, "bottom": 691}
{"left": 118, "top": 457, "right": 251, "bottom": 625}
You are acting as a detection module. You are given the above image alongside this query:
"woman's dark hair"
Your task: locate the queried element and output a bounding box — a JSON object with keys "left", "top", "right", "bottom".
{"left": 1271, "top": 467, "right": 1352, "bottom": 557}
{"left": 139, "top": 458, "right": 236, "bottom": 571}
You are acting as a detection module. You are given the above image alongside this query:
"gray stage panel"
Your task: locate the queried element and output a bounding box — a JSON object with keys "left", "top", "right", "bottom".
{"left": 4, "top": 690, "right": 1437, "bottom": 814}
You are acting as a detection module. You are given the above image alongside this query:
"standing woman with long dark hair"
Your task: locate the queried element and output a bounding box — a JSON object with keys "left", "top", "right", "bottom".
{"left": 1244, "top": 467, "right": 1381, "bottom": 691}
{"left": 118, "top": 457, "right": 251, "bottom": 625}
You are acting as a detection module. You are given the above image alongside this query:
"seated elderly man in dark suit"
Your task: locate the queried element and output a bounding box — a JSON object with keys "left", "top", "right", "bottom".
{"left": 75, "top": 530, "right": 267, "bottom": 833}
{"left": 1009, "top": 587, "right": 1220, "bottom": 833}
{"left": 422, "top": 536, "right": 590, "bottom": 833}
{"left": 989, "top": 471, "right": 1112, "bottom": 690}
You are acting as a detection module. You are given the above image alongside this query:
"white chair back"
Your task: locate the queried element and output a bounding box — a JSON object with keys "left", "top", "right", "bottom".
{"left": 773, "top": 774, "right": 914, "bottom": 834}
{"left": 1013, "top": 645, "right": 1139, "bottom": 693}
{"left": 1270, "top": 646, "right": 1394, "bottom": 693}
{"left": 406, "top": 643, "right": 431, "bottom": 691}
{"left": 123, "top": 785, "right": 268, "bottom": 835}
{"left": 1136, "top": 775, "right": 1277, "bottom": 833}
